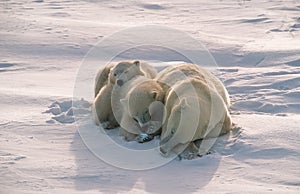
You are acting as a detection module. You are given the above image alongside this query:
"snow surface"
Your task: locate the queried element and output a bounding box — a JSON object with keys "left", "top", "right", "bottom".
{"left": 1, "top": 0, "right": 300, "bottom": 193}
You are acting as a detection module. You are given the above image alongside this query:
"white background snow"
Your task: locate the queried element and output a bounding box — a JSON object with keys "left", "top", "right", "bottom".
{"left": 0, "top": 0, "right": 299, "bottom": 193}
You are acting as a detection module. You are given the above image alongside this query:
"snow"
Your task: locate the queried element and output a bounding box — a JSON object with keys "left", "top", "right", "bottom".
{"left": 1, "top": 0, "right": 300, "bottom": 193}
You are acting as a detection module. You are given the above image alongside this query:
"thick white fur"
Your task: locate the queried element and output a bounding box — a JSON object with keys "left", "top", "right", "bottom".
{"left": 92, "top": 61, "right": 157, "bottom": 130}
{"left": 124, "top": 63, "right": 231, "bottom": 152}
{"left": 160, "top": 78, "right": 232, "bottom": 157}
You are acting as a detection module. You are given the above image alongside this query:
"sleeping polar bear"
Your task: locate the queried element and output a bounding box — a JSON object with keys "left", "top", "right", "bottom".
{"left": 92, "top": 61, "right": 157, "bottom": 129}
{"left": 159, "top": 78, "right": 232, "bottom": 159}
{"left": 110, "top": 61, "right": 158, "bottom": 141}
{"left": 122, "top": 63, "right": 232, "bottom": 156}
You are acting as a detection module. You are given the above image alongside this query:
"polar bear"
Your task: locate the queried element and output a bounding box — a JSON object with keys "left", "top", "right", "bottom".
{"left": 154, "top": 63, "right": 230, "bottom": 107}
{"left": 92, "top": 60, "right": 157, "bottom": 130}
{"left": 94, "top": 64, "right": 114, "bottom": 97}
{"left": 110, "top": 60, "right": 157, "bottom": 86}
{"left": 92, "top": 69, "right": 118, "bottom": 129}
{"left": 92, "top": 86, "right": 118, "bottom": 128}
{"left": 112, "top": 75, "right": 152, "bottom": 141}
{"left": 159, "top": 78, "right": 232, "bottom": 159}
{"left": 124, "top": 63, "right": 230, "bottom": 137}
{"left": 124, "top": 80, "right": 165, "bottom": 134}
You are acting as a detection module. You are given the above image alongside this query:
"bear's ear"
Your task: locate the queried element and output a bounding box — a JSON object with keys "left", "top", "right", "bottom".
{"left": 180, "top": 98, "right": 189, "bottom": 109}
{"left": 151, "top": 91, "right": 158, "bottom": 100}
{"left": 133, "top": 60, "right": 140, "bottom": 67}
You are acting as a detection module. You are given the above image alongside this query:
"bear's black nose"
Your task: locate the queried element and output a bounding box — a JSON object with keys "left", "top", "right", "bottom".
{"left": 117, "top": 79, "right": 124, "bottom": 86}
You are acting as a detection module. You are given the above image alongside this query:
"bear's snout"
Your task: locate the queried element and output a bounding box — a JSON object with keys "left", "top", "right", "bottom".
{"left": 117, "top": 79, "right": 124, "bottom": 86}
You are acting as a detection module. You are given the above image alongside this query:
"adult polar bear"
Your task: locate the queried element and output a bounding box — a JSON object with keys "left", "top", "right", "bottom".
{"left": 159, "top": 78, "right": 232, "bottom": 159}
{"left": 122, "top": 63, "right": 232, "bottom": 157}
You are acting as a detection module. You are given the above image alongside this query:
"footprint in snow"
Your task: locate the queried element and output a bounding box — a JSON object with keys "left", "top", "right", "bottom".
{"left": 44, "top": 98, "right": 91, "bottom": 124}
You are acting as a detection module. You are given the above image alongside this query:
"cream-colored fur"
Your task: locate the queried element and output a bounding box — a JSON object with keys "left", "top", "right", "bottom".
{"left": 124, "top": 80, "right": 165, "bottom": 135}
{"left": 94, "top": 64, "right": 114, "bottom": 97}
{"left": 92, "top": 61, "right": 157, "bottom": 130}
{"left": 159, "top": 78, "right": 232, "bottom": 158}
{"left": 113, "top": 76, "right": 151, "bottom": 140}
{"left": 126, "top": 63, "right": 230, "bottom": 133}
{"left": 92, "top": 83, "right": 118, "bottom": 128}
{"left": 124, "top": 63, "right": 231, "bottom": 149}
{"left": 155, "top": 63, "right": 230, "bottom": 107}
{"left": 110, "top": 61, "right": 157, "bottom": 87}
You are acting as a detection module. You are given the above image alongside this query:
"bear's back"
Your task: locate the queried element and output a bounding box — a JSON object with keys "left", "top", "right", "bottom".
{"left": 94, "top": 64, "right": 114, "bottom": 97}
{"left": 156, "top": 63, "right": 230, "bottom": 108}
{"left": 155, "top": 63, "right": 202, "bottom": 88}
{"left": 140, "top": 62, "right": 157, "bottom": 79}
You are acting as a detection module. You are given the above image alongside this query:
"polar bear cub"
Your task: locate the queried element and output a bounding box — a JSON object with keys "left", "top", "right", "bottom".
{"left": 111, "top": 61, "right": 157, "bottom": 87}
{"left": 94, "top": 60, "right": 156, "bottom": 97}
{"left": 110, "top": 61, "right": 157, "bottom": 140}
{"left": 92, "top": 60, "right": 157, "bottom": 129}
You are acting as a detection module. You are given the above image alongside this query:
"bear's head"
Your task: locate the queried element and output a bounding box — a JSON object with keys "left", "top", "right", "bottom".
{"left": 159, "top": 98, "right": 187, "bottom": 156}
{"left": 109, "top": 60, "right": 145, "bottom": 86}
{"left": 121, "top": 80, "right": 165, "bottom": 134}
{"left": 160, "top": 97, "right": 199, "bottom": 157}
